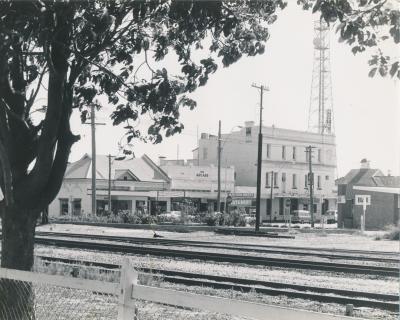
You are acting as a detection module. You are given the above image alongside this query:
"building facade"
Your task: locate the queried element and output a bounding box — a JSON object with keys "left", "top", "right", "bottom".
{"left": 337, "top": 159, "right": 400, "bottom": 230}
{"left": 194, "top": 121, "right": 337, "bottom": 222}
{"left": 159, "top": 158, "right": 235, "bottom": 212}
{"left": 49, "top": 154, "right": 170, "bottom": 217}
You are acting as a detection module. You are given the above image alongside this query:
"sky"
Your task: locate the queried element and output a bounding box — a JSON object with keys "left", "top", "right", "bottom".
{"left": 67, "top": 2, "right": 400, "bottom": 178}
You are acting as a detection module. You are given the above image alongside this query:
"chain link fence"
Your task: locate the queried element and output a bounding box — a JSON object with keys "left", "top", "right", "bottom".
{"left": 0, "top": 263, "right": 121, "bottom": 320}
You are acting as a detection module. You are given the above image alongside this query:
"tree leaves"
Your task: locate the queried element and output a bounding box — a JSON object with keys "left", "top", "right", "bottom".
{"left": 307, "top": 0, "right": 400, "bottom": 79}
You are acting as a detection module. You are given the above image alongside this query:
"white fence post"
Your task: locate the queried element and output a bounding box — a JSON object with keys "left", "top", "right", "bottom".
{"left": 118, "top": 258, "right": 138, "bottom": 320}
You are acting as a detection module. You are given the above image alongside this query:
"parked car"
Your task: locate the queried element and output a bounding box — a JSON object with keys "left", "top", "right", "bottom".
{"left": 323, "top": 210, "right": 338, "bottom": 224}
{"left": 292, "top": 210, "right": 311, "bottom": 224}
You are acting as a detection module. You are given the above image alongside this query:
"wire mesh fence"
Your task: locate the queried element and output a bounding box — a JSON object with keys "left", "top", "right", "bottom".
{"left": 0, "top": 268, "right": 119, "bottom": 320}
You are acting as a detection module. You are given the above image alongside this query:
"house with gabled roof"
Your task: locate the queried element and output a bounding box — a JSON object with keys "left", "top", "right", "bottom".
{"left": 337, "top": 159, "right": 399, "bottom": 230}
{"left": 48, "top": 154, "right": 170, "bottom": 217}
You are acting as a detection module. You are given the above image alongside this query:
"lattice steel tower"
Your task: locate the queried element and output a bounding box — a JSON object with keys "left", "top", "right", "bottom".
{"left": 308, "top": 20, "right": 334, "bottom": 134}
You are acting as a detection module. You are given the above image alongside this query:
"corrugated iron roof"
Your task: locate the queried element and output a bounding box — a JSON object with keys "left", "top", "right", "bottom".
{"left": 64, "top": 154, "right": 168, "bottom": 182}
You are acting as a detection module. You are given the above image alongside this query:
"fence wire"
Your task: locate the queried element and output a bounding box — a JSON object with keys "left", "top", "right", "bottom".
{"left": 0, "top": 269, "right": 119, "bottom": 320}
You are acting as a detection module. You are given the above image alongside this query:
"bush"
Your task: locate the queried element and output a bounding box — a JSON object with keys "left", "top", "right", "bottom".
{"left": 140, "top": 214, "right": 157, "bottom": 224}
{"left": 203, "top": 212, "right": 220, "bottom": 226}
{"left": 383, "top": 225, "right": 400, "bottom": 240}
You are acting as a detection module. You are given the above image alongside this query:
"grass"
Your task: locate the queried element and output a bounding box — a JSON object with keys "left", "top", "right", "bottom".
{"left": 33, "top": 257, "right": 120, "bottom": 283}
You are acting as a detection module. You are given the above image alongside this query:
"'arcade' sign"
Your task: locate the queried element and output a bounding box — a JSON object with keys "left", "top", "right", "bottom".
{"left": 196, "top": 171, "right": 209, "bottom": 178}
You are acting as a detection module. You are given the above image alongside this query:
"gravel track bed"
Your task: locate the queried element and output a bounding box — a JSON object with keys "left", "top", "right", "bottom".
{"left": 35, "top": 246, "right": 398, "bottom": 295}
{"left": 37, "top": 235, "right": 398, "bottom": 269}
{"left": 37, "top": 224, "right": 400, "bottom": 253}
{"left": 156, "top": 282, "right": 398, "bottom": 320}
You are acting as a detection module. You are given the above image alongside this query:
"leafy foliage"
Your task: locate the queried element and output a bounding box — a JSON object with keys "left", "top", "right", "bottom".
{"left": 0, "top": 0, "right": 286, "bottom": 212}
{"left": 298, "top": 0, "right": 400, "bottom": 79}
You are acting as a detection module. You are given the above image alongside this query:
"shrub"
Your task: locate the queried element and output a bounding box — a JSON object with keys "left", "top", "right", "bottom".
{"left": 383, "top": 225, "right": 400, "bottom": 240}
{"left": 140, "top": 214, "right": 157, "bottom": 224}
{"left": 203, "top": 212, "right": 220, "bottom": 226}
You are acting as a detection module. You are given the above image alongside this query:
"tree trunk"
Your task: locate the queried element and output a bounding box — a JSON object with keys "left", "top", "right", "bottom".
{"left": 0, "top": 207, "right": 38, "bottom": 320}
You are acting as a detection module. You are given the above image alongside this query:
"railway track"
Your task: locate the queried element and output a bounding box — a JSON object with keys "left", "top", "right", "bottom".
{"left": 33, "top": 236, "right": 399, "bottom": 277}
{"left": 37, "top": 256, "right": 400, "bottom": 312}
{"left": 35, "top": 231, "right": 399, "bottom": 263}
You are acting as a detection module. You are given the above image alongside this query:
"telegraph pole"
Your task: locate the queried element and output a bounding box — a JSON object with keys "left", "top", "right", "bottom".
{"left": 85, "top": 104, "right": 105, "bottom": 215}
{"left": 217, "top": 120, "right": 222, "bottom": 213}
{"left": 269, "top": 171, "right": 274, "bottom": 222}
{"left": 108, "top": 154, "right": 112, "bottom": 214}
{"left": 252, "top": 83, "right": 269, "bottom": 232}
{"left": 306, "top": 145, "right": 316, "bottom": 227}
{"left": 91, "top": 104, "right": 97, "bottom": 215}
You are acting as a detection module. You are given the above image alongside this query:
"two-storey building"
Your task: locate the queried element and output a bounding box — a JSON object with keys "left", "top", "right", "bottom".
{"left": 194, "top": 121, "right": 337, "bottom": 222}
{"left": 159, "top": 158, "right": 235, "bottom": 213}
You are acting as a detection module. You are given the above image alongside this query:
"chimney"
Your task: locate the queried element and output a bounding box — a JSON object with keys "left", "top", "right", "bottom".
{"left": 360, "top": 158, "right": 370, "bottom": 169}
{"left": 159, "top": 156, "right": 166, "bottom": 166}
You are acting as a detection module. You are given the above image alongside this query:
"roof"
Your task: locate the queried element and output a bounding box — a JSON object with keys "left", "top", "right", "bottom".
{"left": 353, "top": 186, "right": 400, "bottom": 195}
{"left": 372, "top": 176, "right": 400, "bottom": 188}
{"left": 64, "top": 154, "right": 169, "bottom": 182}
{"left": 336, "top": 168, "right": 383, "bottom": 186}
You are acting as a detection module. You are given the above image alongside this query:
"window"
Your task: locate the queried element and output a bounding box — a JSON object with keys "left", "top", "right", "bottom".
{"left": 202, "top": 147, "right": 208, "bottom": 160}
{"left": 59, "top": 198, "right": 68, "bottom": 215}
{"left": 246, "top": 127, "right": 252, "bottom": 136}
{"left": 282, "top": 146, "right": 286, "bottom": 160}
{"left": 72, "top": 199, "right": 81, "bottom": 215}
{"left": 265, "top": 172, "right": 271, "bottom": 188}
{"left": 274, "top": 172, "right": 278, "bottom": 187}
{"left": 292, "top": 146, "right": 296, "bottom": 160}
{"left": 325, "top": 175, "right": 329, "bottom": 180}
{"left": 317, "top": 175, "right": 321, "bottom": 189}
{"left": 304, "top": 174, "right": 308, "bottom": 188}
{"left": 318, "top": 149, "right": 321, "bottom": 162}
{"left": 281, "top": 172, "right": 286, "bottom": 182}
{"left": 266, "top": 144, "right": 271, "bottom": 158}
{"left": 292, "top": 174, "right": 297, "bottom": 189}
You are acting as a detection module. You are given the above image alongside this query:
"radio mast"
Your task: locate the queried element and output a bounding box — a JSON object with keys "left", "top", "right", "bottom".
{"left": 308, "top": 19, "right": 335, "bottom": 134}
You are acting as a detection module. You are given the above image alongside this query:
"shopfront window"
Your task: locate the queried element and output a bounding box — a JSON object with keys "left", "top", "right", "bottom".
{"left": 136, "top": 200, "right": 147, "bottom": 214}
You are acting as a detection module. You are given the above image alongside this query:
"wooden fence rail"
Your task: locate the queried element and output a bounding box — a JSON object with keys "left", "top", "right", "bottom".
{"left": 0, "top": 259, "right": 362, "bottom": 320}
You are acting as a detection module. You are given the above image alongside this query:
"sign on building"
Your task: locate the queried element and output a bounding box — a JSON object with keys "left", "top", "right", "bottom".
{"left": 231, "top": 193, "right": 254, "bottom": 198}
{"left": 231, "top": 199, "right": 252, "bottom": 206}
{"left": 158, "top": 191, "right": 185, "bottom": 198}
{"left": 355, "top": 194, "right": 371, "bottom": 233}
{"left": 337, "top": 195, "right": 346, "bottom": 204}
{"left": 355, "top": 195, "right": 371, "bottom": 206}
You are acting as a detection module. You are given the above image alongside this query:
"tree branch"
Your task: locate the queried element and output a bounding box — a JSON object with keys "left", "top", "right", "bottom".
{"left": 25, "top": 65, "right": 48, "bottom": 119}
{"left": 0, "top": 138, "right": 14, "bottom": 207}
